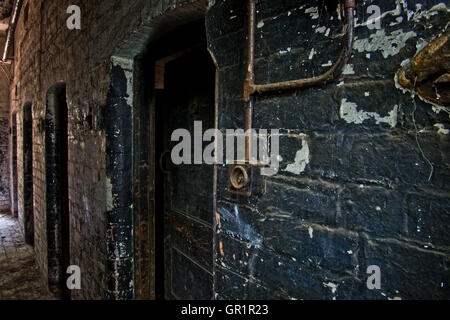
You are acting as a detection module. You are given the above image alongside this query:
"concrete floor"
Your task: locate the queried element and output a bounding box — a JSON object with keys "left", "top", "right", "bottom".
{"left": 0, "top": 210, "right": 55, "bottom": 299}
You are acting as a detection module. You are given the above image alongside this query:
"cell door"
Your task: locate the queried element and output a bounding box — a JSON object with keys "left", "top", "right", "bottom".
{"left": 11, "top": 113, "right": 18, "bottom": 216}
{"left": 45, "top": 83, "right": 70, "bottom": 299}
{"left": 155, "top": 45, "right": 216, "bottom": 300}
{"left": 23, "top": 102, "right": 34, "bottom": 245}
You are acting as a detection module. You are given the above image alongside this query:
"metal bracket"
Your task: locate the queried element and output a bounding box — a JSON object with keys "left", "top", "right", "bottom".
{"left": 228, "top": 163, "right": 265, "bottom": 197}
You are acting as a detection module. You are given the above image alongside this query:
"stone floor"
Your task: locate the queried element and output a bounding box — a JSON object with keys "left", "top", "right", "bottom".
{"left": 0, "top": 210, "right": 56, "bottom": 299}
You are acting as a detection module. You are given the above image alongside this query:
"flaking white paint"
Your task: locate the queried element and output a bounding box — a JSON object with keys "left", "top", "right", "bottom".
{"left": 353, "top": 29, "right": 417, "bottom": 59}
{"left": 340, "top": 99, "right": 398, "bottom": 128}
{"left": 434, "top": 123, "right": 449, "bottom": 135}
{"left": 283, "top": 139, "right": 310, "bottom": 175}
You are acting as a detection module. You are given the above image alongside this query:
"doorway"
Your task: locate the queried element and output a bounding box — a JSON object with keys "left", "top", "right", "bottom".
{"left": 152, "top": 21, "right": 216, "bottom": 300}
{"left": 11, "top": 112, "right": 18, "bottom": 217}
{"left": 45, "top": 83, "right": 70, "bottom": 299}
{"left": 23, "top": 102, "right": 34, "bottom": 245}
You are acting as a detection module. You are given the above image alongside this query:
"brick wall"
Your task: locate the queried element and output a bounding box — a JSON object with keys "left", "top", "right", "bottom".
{"left": 10, "top": 0, "right": 147, "bottom": 299}
{"left": 208, "top": 0, "right": 450, "bottom": 299}
{"left": 10, "top": 0, "right": 209, "bottom": 300}
{"left": 0, "top": 117, "right": 9, "bottom": 210}
{"left": 0, "top": 68, "right": 10, "bottom": 211}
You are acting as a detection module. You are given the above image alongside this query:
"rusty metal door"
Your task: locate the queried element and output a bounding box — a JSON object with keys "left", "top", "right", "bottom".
{"left": 155, "top": 46, "right": 215, "bottom": 300}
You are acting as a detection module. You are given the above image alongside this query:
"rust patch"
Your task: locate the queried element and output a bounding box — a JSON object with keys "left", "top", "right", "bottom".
{"left": 219, "top": 241, "right": 224, "bottom": 256}
{"left": 215, "top": 212, "right": 221, "bottom": 229}
{"left": 396, "top": 33, "right": 450, "bottom": 106}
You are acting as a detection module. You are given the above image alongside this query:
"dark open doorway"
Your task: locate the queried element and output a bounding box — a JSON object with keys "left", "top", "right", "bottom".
{"left": 150, "top": 20, "right": 216, "bottom": 300}
{"left": 107, "top": 3, "right": 217, "bottom": 299}
{"left": 11, "top": 112, "right": 18, "bottom": 217}
{"left": 23, "top": 102, "right": 34, "bottom": 245}
{"left": 45, "top": 83, "right": 70, "bottom": 299}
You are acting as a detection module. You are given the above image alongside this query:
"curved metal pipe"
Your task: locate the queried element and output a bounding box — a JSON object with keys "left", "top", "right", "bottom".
{"left": 244, "top": 0, "right": 356, "bottom": 101}
{"left": 234, "top": 0, "right": 357, "bottom": 195}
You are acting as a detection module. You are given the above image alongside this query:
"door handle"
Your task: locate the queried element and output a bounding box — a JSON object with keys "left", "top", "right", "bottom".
{"left": 159, "top": 149, "right": 171, "bottom": 175}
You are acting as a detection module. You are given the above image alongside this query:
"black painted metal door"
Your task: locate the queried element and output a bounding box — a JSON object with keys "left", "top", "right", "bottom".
{"left": 156, "top": 46, "right": 215, "bottom": 300}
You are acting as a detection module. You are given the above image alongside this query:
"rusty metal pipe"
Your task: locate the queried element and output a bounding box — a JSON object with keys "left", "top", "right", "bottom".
{"left": 232, "top": 0, "right": 356, "bottom": 194}
{"left": 244, "top": 0, "right": 356, "bottom": 101}
{"left": 244, "top": 0, "right": 256, "bottom": 162}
